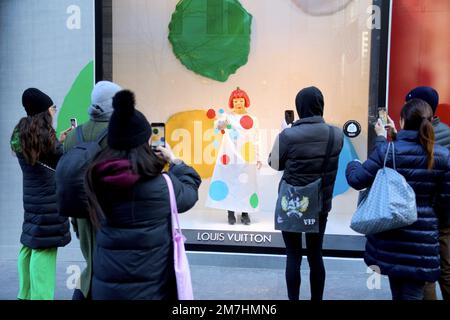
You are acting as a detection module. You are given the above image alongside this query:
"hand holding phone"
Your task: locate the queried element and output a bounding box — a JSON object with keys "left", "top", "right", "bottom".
{"left": 59, "top": 127, "right": 73, "bottom": 143}
{"left": 375, "top": 118, "right": 387, "bottom": 137}
{"left": 385, "top": 115, "right": 398, "bottom": 140}
{"left": 154, "top": 144, "right": 177, "bottom": 164}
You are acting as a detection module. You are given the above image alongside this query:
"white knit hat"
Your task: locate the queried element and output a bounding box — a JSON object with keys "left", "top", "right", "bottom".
{"left": 89, "top": 81, "right": 122, "bottom": 119}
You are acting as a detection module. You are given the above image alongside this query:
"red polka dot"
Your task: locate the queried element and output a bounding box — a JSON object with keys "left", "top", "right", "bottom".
{"left": 240, "top": 115, "right": 254, "bottom": 130}
{"left": 221, "top": 154, "right": 230, "bottom": 165}
{"left": 221, "top": 129, "right": 225, "bottom": 135}
{"left": 206, "top": 109, "right": 216, "bottom": 119}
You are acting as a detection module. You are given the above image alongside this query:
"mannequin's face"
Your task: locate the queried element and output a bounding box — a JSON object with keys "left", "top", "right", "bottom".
{"left": 232, "top": 98, "right": 247, "bottom": 114}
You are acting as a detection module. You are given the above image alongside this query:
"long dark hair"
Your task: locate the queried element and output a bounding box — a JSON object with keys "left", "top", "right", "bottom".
{"left": 85, "top": 143, "right": 166, "bottom": 228}
{"left": 11, "top": 111, "right": 56, "bottom": 165}
{"left": 400, "top": 99, "right": 435, "bottom": 170}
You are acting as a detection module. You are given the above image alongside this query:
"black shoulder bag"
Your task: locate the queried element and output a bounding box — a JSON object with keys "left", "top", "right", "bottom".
{"left": 274, "top": 126, "right": 335, "bottom": 233}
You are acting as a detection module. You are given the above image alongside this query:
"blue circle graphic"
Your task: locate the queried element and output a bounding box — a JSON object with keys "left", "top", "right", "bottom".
{"left": 229, "top": 129, "right": 240, "bottom": 140}
{"left": 209, "top": 181, "right": 229, "bottom": 201}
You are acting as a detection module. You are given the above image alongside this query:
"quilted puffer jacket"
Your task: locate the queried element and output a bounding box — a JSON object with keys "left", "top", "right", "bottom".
{"left": 346, "top": 130, "right": 450, "bottom": 282}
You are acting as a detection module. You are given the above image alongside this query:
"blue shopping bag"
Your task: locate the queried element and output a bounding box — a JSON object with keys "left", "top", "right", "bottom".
{"left": 350, "top": 142, "right": 417, "bottom": 235}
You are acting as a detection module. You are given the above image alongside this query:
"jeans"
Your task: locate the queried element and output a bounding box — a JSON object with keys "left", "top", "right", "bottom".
{"left": 281, "top": 214, "right": 328, "bottom": 300}
{"left": 389, "top": 277, "right": 425, "bottom": 300}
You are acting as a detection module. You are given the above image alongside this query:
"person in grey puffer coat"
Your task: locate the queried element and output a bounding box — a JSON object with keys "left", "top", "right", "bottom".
{"left": 406, "top": 86, "right": 450, "bottom": 300}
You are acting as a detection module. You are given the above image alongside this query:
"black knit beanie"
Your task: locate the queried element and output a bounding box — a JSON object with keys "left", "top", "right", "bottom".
{"left": 295, "top": 86, "right": 324, "bottom": 119}
{"left": 22, "top": 88, "right": 54, "bottom": 116}
{"left": 108, "top": 90, "right": 152, "bottom": 150}
{"left": 406, "top": 86, "right": 439, "bottom": 114}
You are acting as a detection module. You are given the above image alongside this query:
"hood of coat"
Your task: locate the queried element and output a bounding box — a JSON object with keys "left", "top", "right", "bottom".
{"left": 94, "top": 159, "right": 140, "bottom": 189}
{"left": 295, "top": 86, "right": 325, "bottom": 119}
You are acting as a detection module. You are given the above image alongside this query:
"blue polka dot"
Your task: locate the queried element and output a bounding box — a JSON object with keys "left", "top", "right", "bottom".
{"left": 229, "top": 129, "right": 240, "bottom": 140}
{"left": 209, "top": 181, "right": 229, "bottom": 201}
{"left": 213, "top": 140, "right": 220, "bottom": 149}
{"left": 219, "top": 109, "right": 225, "bottom": 114}
{"left": 214, "top": 128, "right": 220, "bottom": 135}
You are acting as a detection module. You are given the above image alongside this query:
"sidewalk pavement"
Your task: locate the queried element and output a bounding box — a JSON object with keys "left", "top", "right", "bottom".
{"left": 0, "top": 252, "right": 395, "bottom": 300}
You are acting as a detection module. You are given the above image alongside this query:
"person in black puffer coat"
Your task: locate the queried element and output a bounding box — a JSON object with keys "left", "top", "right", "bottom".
{"left": 85, "top": 90, "right": 201, "bottom": 300}
{"left": 268, "top": 86, "right": 344, "bottom": 300}
{"left": 346, "top": 99, "right": 450, "bottom": 300}
{"left": 10, "top": 88, "right": 72, "bottom": 300}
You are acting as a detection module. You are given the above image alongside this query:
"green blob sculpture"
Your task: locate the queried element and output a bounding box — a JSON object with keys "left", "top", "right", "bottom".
{"left": 56, "top": 61, "right": 93, "bottom": 136}
{"left": 168, "top": 0, "right": 252, "bottom": 82}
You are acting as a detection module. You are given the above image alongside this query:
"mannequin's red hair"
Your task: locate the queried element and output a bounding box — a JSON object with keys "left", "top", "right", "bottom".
{"left": 228, "top": 87, "right": 250, "bottom": 108}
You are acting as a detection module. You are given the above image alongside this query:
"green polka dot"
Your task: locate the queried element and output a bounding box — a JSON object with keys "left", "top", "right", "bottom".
{"left": 250, "top": 193, "right": 259, "bottom": 209}
{"left": 168, "top": 0, "right": 253, "bottom": 82}
{"left": 226, "top": 124, "right": 232, "bottom": 129}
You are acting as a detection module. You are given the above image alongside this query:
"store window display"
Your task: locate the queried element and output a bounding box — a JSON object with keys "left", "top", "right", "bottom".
{"left": 109, "top": 0, "right": 378, "bottom": 247}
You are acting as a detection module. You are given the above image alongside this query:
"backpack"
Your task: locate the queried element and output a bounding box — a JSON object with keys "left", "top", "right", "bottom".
{"left": 56, "top": 126, "right": 108, "bottom": 218}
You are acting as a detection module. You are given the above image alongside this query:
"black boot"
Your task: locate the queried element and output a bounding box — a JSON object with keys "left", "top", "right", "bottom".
{"left": 228, "top": 211, "right": 236, "bottom": 225}
{"left": 241, "top": 212, "right": 251, "bottom": 225}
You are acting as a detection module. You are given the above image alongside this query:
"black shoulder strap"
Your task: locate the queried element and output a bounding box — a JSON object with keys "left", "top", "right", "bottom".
{"left": 96, "top": 128, "right": 108, "bottom": 144}
{"left": 76, "top": 126, "right": 84, "bottom": 143}
{"left": 321, "top": 126, "right": 335, "bottom": 181}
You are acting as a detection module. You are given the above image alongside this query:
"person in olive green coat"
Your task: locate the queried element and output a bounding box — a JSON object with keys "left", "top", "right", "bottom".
{"left": 63, "top": 81, "right": 122, "bottom": 299}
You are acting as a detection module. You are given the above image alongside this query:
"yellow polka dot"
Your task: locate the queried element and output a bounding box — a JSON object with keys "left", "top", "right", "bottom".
{"left": 241, "top": 142, "right": 255, "bottom": 163}
{"left": 166, "top": 110, "right": 221, "bottom": 179}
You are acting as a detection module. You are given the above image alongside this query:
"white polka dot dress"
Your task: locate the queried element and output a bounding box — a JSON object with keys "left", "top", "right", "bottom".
{"left": 205, "top": 112, "right": 260, "bottom": 213}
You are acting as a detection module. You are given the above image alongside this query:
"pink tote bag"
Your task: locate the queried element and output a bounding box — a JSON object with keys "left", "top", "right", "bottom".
{"left": 162, "top": 174, "right": 194, "bottom": 300}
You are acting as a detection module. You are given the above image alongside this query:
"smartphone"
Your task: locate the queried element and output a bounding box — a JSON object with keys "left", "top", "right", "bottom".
{"left": 378, "top": 108, "right": 388, "bottom": 127}
{"left": 150, "top": 123, "right": 166, "bottom": 149}
{"left": 285, "top": 110, "right": 295, "bottom": 125}
{"left": 70, "top": 118, "right": 77, "bottom": 128}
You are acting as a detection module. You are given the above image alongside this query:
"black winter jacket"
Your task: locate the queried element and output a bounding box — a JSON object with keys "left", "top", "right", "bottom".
{"left": 268, "top": 116, "right": 344, "bottom": 214}
{"left": 15, "top": 143, "right": 71, "bottom": 249}
{"left": 91, "top": 160, "right": 201, "bottom": 300}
